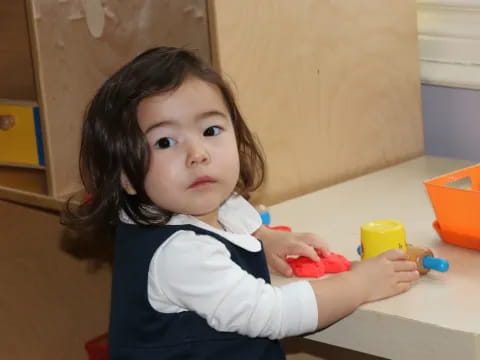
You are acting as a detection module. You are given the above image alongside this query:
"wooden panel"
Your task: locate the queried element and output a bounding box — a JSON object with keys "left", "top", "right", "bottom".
{"left": 209, "top": 0, "right": 424, "bottom": 205}
{"left": 0, "top": 186, "right": 64, "bottom": 211}
{"left": 0, "top": 166, "right": 66, "bottom": 211}
{"left": 282, "top": 337, "right": 385, "bottom": 360}
{"left": 0, "top": 166, "right": 47, "bottom": 194}
{"left": 0, "top": 1, "right": 36, "bottom": 100}
{"left": 26, "top": 0, "right": 211, "bottom": 198}
{"left": 0, "top": 200, "right": 111, "bottom": 360}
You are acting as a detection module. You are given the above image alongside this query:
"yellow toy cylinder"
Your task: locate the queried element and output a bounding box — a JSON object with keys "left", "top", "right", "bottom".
{"left": 360, "top": 220, "right": 407, "bottom": 260}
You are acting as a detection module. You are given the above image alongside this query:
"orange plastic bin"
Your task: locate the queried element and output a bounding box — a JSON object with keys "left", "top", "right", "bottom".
{"left": 424, "top": 164, "right": 480, "bottom": 250}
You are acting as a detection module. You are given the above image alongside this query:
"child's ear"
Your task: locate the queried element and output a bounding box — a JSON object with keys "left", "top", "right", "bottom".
{"left": 121, "top": 172, "right": 137, "bottom": 195}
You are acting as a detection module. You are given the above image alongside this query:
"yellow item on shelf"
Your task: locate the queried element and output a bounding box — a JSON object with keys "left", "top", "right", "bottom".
{"left": 0, "top": 102, "right": 45, "bottom": 167}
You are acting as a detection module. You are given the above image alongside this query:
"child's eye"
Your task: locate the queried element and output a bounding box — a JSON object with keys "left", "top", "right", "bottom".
{"left": 154, "top": 137, "right": 176, "bottom": 149}
{"left": 204, "top": 126, "right": 222, "bottom": 137}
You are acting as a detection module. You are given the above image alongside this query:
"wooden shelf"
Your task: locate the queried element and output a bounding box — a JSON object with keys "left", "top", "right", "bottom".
{"left": 0, "top": 1, "right": 36, "bottom": 101}
{"left": 0, "top": 166, "right": 47, "bottom": 194}
{"left": 0, "top": 166, "right": 86, "bottom": 211}
{"left": 0, "top": 166, "right": 55, "bottom": 210}
{"left": 1, "top": 1, "right": 211, "bottom": 213}
{"left": 0, "top": 0, "right": 212, "bottom": 212}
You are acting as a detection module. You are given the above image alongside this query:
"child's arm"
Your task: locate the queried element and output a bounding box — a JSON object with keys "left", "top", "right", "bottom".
{"left": 151, "top": 231, "right": 319, "bottom": 339}
{"left": 218, "top": 195, "right": 319, "bottom": 277}
{"left": 308, "top": 249, "right": 418, "bottom": 328}
{"left": 151, "top": 232, "right": 419, "bottom": 337}
{"left": 255, "top": 226, "right": 419, "bottom": 327}
{"left": 254, "top": 225, "right": 330, "bottom": 277}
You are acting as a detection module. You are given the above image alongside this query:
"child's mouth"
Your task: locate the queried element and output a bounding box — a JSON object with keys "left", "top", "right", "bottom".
{"left": 189, "top": 176, "right": 216, "bottom": 189}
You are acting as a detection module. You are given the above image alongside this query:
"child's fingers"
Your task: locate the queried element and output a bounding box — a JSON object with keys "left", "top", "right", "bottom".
{"left": 290, "top": 242, "right": 321, "bottom": 261}
{"left": 396, "top": 270, "right": 420, "bottom": 283}
{"left": 395, "top": 281, "right": 413, "bottom": 294}
{"left": 296, "top": 233, "right": 330, "bottom": 257}
{"left": 314, "top": 243, "right": 330, "bottom": 257}
{"left": 270, "top": 255, "right": 294, "bottom": 277}
{"left": 381, "top": 249, "right": 408, "bottom": 261}
{"left": 393, "top": 260, "right": 417, "bottom": 272}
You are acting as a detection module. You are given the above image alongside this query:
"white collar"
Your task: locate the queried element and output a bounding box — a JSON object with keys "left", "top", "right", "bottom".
{"left": 119, "top": 204, "right": 262, "bottom": 252}
{"left": 167, "top": 213, "right": 261, "bottom": 252}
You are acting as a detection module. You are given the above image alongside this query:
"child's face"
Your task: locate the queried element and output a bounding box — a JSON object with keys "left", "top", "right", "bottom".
{"left": 135, "top": 76, "right": 240, "bottom": 221}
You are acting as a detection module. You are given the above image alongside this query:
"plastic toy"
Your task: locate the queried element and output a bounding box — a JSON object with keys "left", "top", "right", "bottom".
{"left": 257, "top": 204, "right": 271, "bottom": 226}
{"left": 257, "top": 207, "right": 351, "bottom": 278}
{"left": 424, "top": 164, "right": 480, "bottom": 250}
{"left": 357, "top": 243, "right": 448, "bottom": 275}
{"left": 358, "top": 220, "right": 449, "bottom": 275}
{"left": 405, "top": 244, "right": 448, "bottom": 275}
{"left": 258, "top": 206, "right": 289, "bottom": 231}
{"left": 287, "top": 251, "right": 351, "bottom": 278}
{"left": 360, "top": 220, "right": 407, "bottom": 259}
{"left": 433, "top": 220, "right": 480, "bottom": 251}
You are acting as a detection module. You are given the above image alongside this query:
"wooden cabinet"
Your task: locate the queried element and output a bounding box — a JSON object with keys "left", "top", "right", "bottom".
{"left": 208, "top": 0, "right": 423, "bottom": 205}
{"left": 0, "top": 0, "right": 211, "bottom": 210}
{"left": 1, "top": 0, "right": 423, "bottom": 210}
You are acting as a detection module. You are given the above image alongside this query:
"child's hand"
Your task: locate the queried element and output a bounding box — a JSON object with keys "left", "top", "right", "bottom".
{"left": 350, "top": 249, "right": 420, "bottom": 303}
{"left": 254, "top": 226, "right": 330, "bottom": 277}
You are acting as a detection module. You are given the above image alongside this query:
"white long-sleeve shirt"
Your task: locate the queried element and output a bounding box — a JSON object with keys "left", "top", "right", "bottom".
{"left": 122, "top": 195, "right": 318, "bottom": 339}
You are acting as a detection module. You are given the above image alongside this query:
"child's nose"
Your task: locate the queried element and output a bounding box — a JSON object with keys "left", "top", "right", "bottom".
{"left": 186, "top": 140, "right": 210, "bottom": 167}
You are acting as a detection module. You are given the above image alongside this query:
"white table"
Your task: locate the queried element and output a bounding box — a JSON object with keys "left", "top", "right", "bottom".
{"left": 270, "top": 156, "right": 480, "bottom": 360}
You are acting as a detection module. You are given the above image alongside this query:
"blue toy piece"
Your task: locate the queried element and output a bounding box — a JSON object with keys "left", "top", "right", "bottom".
{"left": 260, "top": 211, "right": 271, "bottom": 226}
{"left": 422, "top": 256, "right": 449, "bottom": 272}
{"left": 356, "top": 245, "right": 449, "bottom": 273}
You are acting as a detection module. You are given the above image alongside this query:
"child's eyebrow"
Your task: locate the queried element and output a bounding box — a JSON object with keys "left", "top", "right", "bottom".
{"left": 144, "top": 120, "right": 175, "bottom": 134}
{"left": 194, "top": 110, "right": 228, "bottom": 122}
{"left": 144, "top": 110, "right": 228, "bottom": 134}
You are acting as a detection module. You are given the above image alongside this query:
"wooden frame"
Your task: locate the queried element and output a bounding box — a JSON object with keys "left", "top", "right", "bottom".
{"left": 1, "top": 0, "right": 423, "bottom": 210}
{"left": 0, "top": 0, "right": 211, "bottom": 210}
{"left": 209, "top": 0, "right": 423, "bottom": 204}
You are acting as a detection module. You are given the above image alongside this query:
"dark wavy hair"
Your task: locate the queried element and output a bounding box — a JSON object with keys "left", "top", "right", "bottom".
{"left": 63, "top": 46, "right": 265, "bottom": 237}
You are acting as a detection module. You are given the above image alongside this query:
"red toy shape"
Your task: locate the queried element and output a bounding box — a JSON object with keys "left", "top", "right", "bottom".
{"left": 286, "top": 255, "right": 326, "bottom": 277}
{"left": 321, "top": 253, "right": 351, "bottom": 273}
{"left": 287, "top": 251, "right": 351, "bottom": 278}
{"left": 265, "top": 223, "right": 351, "bottom": 277}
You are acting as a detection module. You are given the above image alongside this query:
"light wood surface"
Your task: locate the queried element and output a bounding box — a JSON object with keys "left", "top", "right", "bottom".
{"left": 25, "top": 0, "right": 211, "bottom": 198}
{"left": 0, "top": 1, "right": 36, "bottom": 101}
{"left": 0, "top": 167, "right": 84, "bottom": 211}
{"left": 0, "top": 200, "right": 111, "bottom": 360}
{"left": 209, "top": 0, "right": 424, "bottom": 205}
{"left": 283, "top": 338, "right": 386, "bottom": 360}
{"left": 0, "top": 166, "right": 47, "bottom": 194}
{"left": 0, "top": 186, "right": 64, "bottom": 211}
{"left": 270, "top": 156, "right": 480, "bottom": 360}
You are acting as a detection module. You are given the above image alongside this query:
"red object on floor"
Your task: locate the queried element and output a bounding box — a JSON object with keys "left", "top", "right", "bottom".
{"left": 287, "top": 251, "right": 351, "bottom": 278}
{"left": 85, "top": 333, "right": 109, "bottom": 360}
